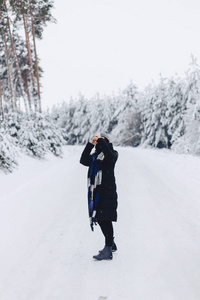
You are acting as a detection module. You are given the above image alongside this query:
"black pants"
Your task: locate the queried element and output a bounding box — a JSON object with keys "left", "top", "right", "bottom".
{"left": 98, "top": 221, "right": 114, "bottom": 247}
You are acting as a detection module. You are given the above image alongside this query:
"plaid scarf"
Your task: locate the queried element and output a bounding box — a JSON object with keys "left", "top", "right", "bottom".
{"left": 88, "top": 151, "right": 104, "bottom": 231}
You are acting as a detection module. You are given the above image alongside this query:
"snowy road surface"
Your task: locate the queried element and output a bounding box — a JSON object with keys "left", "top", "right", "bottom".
{"left": 0, "top": 146, "right": 200, "bottom": 300}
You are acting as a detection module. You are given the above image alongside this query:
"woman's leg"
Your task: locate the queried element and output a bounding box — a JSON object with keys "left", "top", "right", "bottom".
{"left": 98, "top": 221, "right": 114, "bottom": 247}
{"left": 93, "top": 221, "right": 114, "bottom": 260}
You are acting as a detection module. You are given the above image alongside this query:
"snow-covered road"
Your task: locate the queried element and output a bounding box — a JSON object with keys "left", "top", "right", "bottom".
{"left": 0, "top": 146, "right": 200, "bottom": 300}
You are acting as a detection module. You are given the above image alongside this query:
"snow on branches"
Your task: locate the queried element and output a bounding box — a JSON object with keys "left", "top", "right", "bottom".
{"left": 0, "top": 112, "right": 65, "bottom": 172}
{"left": 52, "top": 60, "right": 200, "bottom": 156}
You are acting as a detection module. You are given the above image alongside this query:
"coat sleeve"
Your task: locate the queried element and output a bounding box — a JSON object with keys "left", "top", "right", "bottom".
{"left": 80, "top": 142, "right": 94, "bottom": 166}
{"left": 97, "top": 138, "right": 118, "bottom": 164}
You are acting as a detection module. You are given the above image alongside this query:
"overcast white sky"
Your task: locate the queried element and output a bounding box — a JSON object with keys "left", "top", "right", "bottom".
{"left": 37, "top": 0, "right": 200, "bottom": 109}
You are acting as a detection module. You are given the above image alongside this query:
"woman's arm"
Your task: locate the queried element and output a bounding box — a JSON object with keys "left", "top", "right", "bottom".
{"left": 97, "top": 138, "right": 118, "bottom": 164}
{"left": 80, "top": 142, "right": 94, "bottom": 166}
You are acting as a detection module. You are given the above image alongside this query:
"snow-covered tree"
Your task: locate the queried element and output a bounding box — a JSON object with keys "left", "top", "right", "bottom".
{"left": 111, "top": 83, "right": 142, "bottom": 146}
{"left": 4, "top": 111, "right": 21, "bottom": 142}
{"left": 41, "top": 112, "right": 65, "bottom": 156}
{"left": 0, "top": 127, "right": 18, "bottom": 172}
{"left": 17, "top": 113, "right": 64, "bottom": 157}
{"left": 172, "top": 59, "right": 200, "bottom": 154}
{"left": 18, "top": 116, "right": 46, "bottom": 157}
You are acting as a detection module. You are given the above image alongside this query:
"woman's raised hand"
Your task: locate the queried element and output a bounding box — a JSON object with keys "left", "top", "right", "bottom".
{"left": 91, "top": 134, "right": 100, "bottom": 145}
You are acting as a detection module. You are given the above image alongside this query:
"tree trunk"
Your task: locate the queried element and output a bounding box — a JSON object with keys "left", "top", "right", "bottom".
{"left": 0, "top": 79, "right": 3, "bottom": 115}
{"left": 23, "top": 13, "right": 38, "bottom": 112}
{"left": 23, "top": 58, "right": 32, "bottom": 112}
{"left": 4, "top": 1, "right": 29, "bottom": 114}
{"left": 0, "top": 11, "right": 15, "bottom": 112}
{"left": 31, "top": 11, "right": 41, "bottom": 113}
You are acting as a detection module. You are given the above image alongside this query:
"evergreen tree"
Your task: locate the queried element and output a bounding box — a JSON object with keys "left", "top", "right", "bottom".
{"left": 18, "top": 115, "right": 46, "bottom": 157}
{"left": 142, "top": 78, "right": 171, "bottom": 148}
{"left": 167, "top": 78, "right": 187, "bottom": 146}
{"left": 0, "top": 125, "right": 18, "bottom": 172}
{"left": 172, "top": 59, "right": 200, "bottom": 154}
{"left": 9, "top": 0, "right": 55, "bottom": 112}
{"left": 111, "top": 83, "right": 142, "bottom": 146}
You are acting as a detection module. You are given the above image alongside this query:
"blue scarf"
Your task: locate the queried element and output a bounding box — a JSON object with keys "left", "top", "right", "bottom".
{"left": 88, "top": 151, "right": 104, "bottom": 231}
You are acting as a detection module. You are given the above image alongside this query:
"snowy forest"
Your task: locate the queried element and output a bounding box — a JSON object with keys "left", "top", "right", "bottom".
{"left": 0, "top": 0, "right": 64, "bottom": 172}
{"left": 1, "top": 1, "right": 200, "bottom": 172}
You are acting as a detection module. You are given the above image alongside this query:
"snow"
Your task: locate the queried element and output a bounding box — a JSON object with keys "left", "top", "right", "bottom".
{"left": 0, "top": 146, "right": 200, "bottom": 300}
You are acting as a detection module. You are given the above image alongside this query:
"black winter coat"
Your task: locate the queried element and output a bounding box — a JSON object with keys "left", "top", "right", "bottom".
{"left": 80, "top": 138, "right": 118, "bottom": 222}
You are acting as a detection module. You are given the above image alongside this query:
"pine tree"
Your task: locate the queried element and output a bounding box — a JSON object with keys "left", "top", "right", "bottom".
{"left": 142, "top": 77, "right": 170, "bottom": 148}
{"left": 0, "top": 8, "right": 15, "bottom": 111}
{"left": 167, "top": 78, "right": 187, "bottom": 146}
{"left": 0, "top": 125, "right": 18, "bottom": 172}
{"left": 111, "top": 83, "right": 142, "bottom": 146}
{"left": 18, "top": 114, "right": 46, "bottom": 157}
{"left": 9, "top": 0, "right": 55, "bottom": 113}
{"left": 0, "top": 75, "right": 2, "bottom": 115}
{"left": 173, "top": 58, "right": 200, "bottom": 154}
{"left": 3, "top": 0, "right": 29, "bottom": 113}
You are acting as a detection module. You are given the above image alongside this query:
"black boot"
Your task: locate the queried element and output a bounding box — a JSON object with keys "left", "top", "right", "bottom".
{"left": 93, "top": 246, "right": 113, "bottom": 260}
{"left": 99, "top": 240, "right": 117, "bottom": 253}
{"left": 112, "top": 241, "right": 117, "bottom": 252}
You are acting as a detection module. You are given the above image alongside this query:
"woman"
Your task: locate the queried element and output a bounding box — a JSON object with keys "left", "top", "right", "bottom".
{"left": 80, "top": 132, "right": 118, "bottom": 261}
